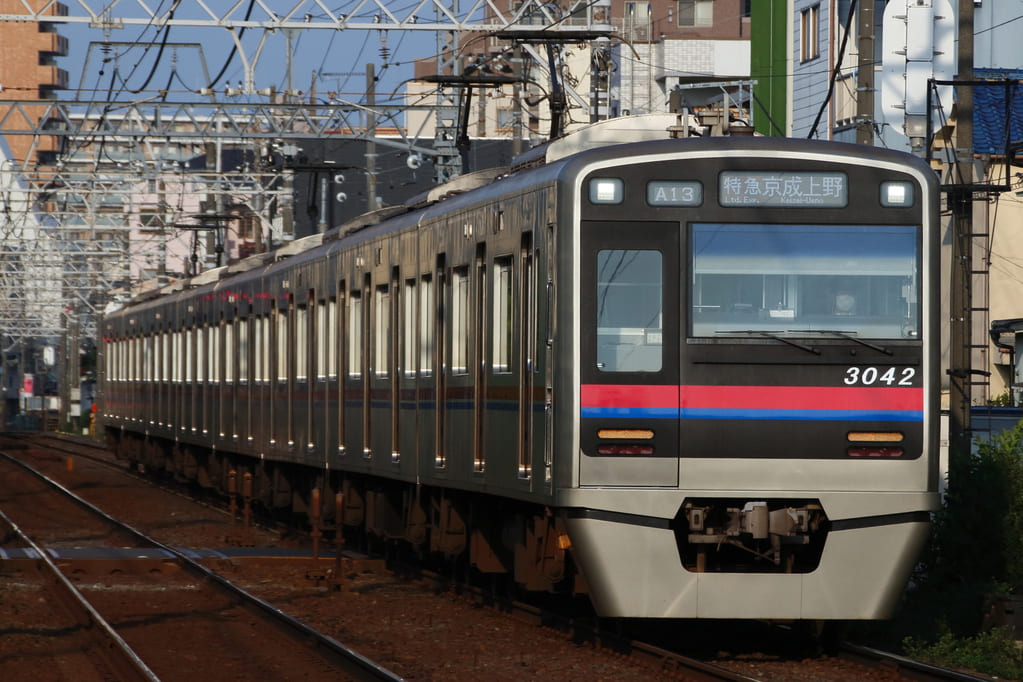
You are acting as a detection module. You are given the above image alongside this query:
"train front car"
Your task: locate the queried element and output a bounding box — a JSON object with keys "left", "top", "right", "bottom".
{"left": 558, "top": 137, "right": 939, "bottom": 620}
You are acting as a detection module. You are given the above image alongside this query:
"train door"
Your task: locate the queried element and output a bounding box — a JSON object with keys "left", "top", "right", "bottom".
{"left": 343, "top": 277, "right": 366, "bottom": 459}
{"left": 369, "top": 270, "right": 395, "bottom": 463}
{"left": 578, "top": 221, "right": 680, "bottom": 487}
{"left": 295, "top": 292, "right": 311, "bottom": 455}
{"left": 398, "top": 276, "right": 418, "bottom": 467}
{"left": 482, "top": 248, "right": 525, "bottom": 480}
{"left": 445, "top": 261, "right": 472, "bottom": 474}
{"left": 415, "top": 262, "right": 440, "bottom": 477}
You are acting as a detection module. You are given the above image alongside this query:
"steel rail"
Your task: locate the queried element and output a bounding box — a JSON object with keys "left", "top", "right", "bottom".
{"left": 0, "top": 447, "right": 404, "bottom": 682}
{"left": 839, "top": 642, "right": 990, "bottom": 682}
{"left": 0, "top": 504, "right": 160, "bottom": 682}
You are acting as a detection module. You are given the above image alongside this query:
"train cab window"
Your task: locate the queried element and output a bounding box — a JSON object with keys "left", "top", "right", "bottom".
{"left": 493, "top": 257, "right": 514, "bottom": 374}
{"left": 375, "top": 285, "right": 390, "bottom": 379}
{"left": 349, "top": 292, "right": 363, "bottom": 379}
{"left": 690, "top": 223, "right": 919, "bottom": 339}
{"left": 596, "top": 249, "right": 663, "bottom": 372}
{"left": 419, "top": 276, "right": 434, "bottom": 377}
{"left": 452, "top": 267, "right": 470, "bottom": 375}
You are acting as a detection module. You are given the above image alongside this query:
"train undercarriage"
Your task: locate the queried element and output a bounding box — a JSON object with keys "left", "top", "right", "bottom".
{"left": 107, "top": 429, "right": 582, "bottom": 596}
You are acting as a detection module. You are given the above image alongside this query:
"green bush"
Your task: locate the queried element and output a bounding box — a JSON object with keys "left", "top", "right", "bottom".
{"left": 874, "top": 420, "right": 1023, "bottom": 676}
{"left": 903, "top": 628, "right": 1023, "bottom": 680}
{"left": 925, "top": 422, "right": 1023, "bottom": 596}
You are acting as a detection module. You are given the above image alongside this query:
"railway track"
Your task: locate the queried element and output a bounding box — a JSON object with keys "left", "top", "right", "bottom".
{"left": 837, "top": 642, "right": 991, "bottom": 682}
{"left": 4, "top": 433, "right": 993, "bottom": 681}
{"left": 0, "top": 443, "right": 401, "bottom": 682}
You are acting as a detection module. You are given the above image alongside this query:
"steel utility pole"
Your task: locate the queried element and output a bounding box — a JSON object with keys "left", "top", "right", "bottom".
{"left": 855, "top": 0, "right": 875, "bottom": 145}
{"left": 948, "top": 0, "right": 975, "bottom": 455}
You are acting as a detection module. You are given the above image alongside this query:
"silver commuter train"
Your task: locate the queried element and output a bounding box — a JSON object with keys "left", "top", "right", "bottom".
{"left": 100, "top": 117, "right": 940, "bottom": 620}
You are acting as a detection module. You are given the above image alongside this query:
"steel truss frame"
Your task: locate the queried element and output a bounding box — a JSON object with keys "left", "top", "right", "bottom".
{"left": 0, "top": 0, "right": 612, "bottom": 348}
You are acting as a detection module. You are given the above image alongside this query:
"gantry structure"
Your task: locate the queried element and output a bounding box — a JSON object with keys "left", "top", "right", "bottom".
{"left": 0, "top": 0, "right": 615, "bottom": 347}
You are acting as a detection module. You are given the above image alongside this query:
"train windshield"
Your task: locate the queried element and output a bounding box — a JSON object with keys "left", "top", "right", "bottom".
{"left": 691, "top": 224, "right": 919, "bottom": 340}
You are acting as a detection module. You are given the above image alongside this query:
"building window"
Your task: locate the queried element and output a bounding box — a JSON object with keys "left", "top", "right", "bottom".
{"left": 496, "top": 107, "right": 513, "bottom": 132}
{"left": 625, "top": 1, "right": 652, "bottom": 40}
{"left": 678, "top": 0, "right": 713, "bottom": 27}
{"left": 801, "top": 5, "right": 820, "bottom": 62}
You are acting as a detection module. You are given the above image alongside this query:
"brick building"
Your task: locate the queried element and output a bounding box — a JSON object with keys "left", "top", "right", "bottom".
{"left": 0, "top": 0, "right": 68, "bottom": 168}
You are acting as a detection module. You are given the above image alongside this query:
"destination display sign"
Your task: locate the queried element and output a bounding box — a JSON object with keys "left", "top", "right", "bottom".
{"left": 719, "top": 171, "right": 847, "bottom": 207}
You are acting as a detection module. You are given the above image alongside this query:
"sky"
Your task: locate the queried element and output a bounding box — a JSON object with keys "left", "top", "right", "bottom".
{"left": 54, "top": 5, "right": 441, "bottom": 116}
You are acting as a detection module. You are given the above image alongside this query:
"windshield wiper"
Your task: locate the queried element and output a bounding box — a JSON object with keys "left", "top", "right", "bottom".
{"left": 719, "top": 330, "right": 821, "bottom": 355}
{"left": 795, "top": 330, "right": 893, "bottom": 356}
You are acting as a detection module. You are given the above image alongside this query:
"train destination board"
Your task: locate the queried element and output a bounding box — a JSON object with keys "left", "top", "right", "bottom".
{"left": 719, "top": 171, "right": 847, "bottom": 207}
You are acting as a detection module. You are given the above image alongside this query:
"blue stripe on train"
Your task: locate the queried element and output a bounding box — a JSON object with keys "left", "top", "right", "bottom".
{"left": 582, "top": 407, "right": 924, "bottom": 421}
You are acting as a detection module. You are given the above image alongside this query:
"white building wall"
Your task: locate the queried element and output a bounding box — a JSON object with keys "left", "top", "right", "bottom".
{"left": 791, "top": 0, "right": 833, "bottom": 138}
{"left": 623, "top": 39, "right": 750, "bottom": 116}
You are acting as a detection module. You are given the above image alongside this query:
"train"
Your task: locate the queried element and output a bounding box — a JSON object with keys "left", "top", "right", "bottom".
{"left": 99, "top": 115, "right": 940, "bottom": 620}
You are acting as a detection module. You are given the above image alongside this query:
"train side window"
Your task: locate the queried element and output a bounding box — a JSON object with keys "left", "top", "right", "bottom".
{"left": 197, "top": 327, "right": 206, "bottom": 383}
{"left": 225, "top": 321, "right": 235, "bottom": 384}
{"left": 107, "top": 340, "right": 114, "bottom": 382}
{"left": 250, "top": 316, "right": 259, "bottom": 384}
{"left": 349, "top": 292, "right": 363, "bottom": 379}
{"left": 317, "top": 299, "right": 327, "bottom": 381}
{"left": 186, "top": 329, "right": 194, "bottom": 383}
{"left": 170, "top": 331, "right": 179, "bottom": 384}
{"left": 419, "top": 275, "right": 434, "bottom": 377}
{"left": 277, "top": 308, "right": 289, "bottom": 383}
{"left": 493, "top": 256, "right": 514, "bottom": 374}
{"left": 144, "top": 336, "right": 152, "bottom": 382}
{"left": 404, "top": 279, "right": 416, "bottom": 378}
{"left": 327, "top": 297, "right": 338, "bottom": 379}
{"left": 452, "top": 266, "right": 469, "bottom": 375}
{"left": 238, "top": 316, "right": 249, "bottom": 384}
{"left": 375, "top": 284, "right": 390, "bottom": 379}
{"left": 296, "top": 302, "right": 308, "bottom": 382}
{"left": 159, "top": 331, "right": 167, "bottom": 384}
{"left": 261, "top": 315, "right": 271, "bottom": 382}
{"left": 211, "top": 322, "right": 220, "bottom": 384}
{"left": 150, "top": 334, "right": 155, "bottom": 382}
{"left": 596, "top": 249, "right": 663, "bottom": 372}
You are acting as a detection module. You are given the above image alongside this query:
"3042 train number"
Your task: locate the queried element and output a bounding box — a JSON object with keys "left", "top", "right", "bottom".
{"left": 843, "top": 367, "right": 916, "bottom": 386}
